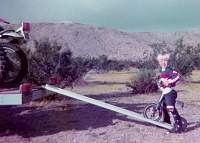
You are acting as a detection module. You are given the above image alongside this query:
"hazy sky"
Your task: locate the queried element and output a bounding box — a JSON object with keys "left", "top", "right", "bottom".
{"left": 1, "top": 0, "right": 200, "bottom": 32}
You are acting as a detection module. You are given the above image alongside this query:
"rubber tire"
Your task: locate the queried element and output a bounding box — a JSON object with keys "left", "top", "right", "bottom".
{"left": 0, "top": 47, "right": 7, "bottom": 82}
{"left": 180, "top": 117, "right": 187, "bottom": 131}
{"left": 143, "top": 103, "right": 162, "bottom": 121}
{"left": 0, "top": 43, "right": 28, "bottom": 87}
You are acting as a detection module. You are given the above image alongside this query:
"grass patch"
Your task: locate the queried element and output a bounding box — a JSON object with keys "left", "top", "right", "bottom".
{"left": 190, "top": 70, "right": 200, "bottom": 81}
{"left": 66, "top": 69, "right": 200, "bottom": 105}
{"left": 85, "top": 70, "right": 137, "bottom": 83}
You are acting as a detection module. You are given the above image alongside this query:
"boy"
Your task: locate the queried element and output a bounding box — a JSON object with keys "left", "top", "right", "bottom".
{"left": 157, "top": 53, "right": 183, "bottom": 133}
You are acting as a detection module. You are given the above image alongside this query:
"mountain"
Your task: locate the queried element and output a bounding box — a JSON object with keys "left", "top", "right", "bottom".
{"left": 27, "top": 22, "right": 200, "bottom": 61}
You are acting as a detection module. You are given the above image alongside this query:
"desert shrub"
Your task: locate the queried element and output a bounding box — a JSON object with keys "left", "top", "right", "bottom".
{"left": 27, "top": 39, "right": 91, "bottom": 85}
{"left": 192, "top": 44, "right": 200, "bottom": 69}
{"left": 93, "top": 55, "right": 108, "bottom": 70}
{"left": 135, "top": 59, "right": 157, "bottom": 69}
{"left": 47, "top": 49, "right": 95, "bottom": 87}
{"left": 127, "top": 69, "right": 158, "bottom": 94}
{"left": 26, "top": 39, "right": 134, "bottom": 86}
{"left": 169, "top": 39, "right": 195, "bottom": 76}
{"left": 27, "top": 39, "right": 61, "bottom": 84}
{"left": 91, "top": 55, "right": 134, "bottom": 71}
{"left": 55, "top": 54, "right": 134, "bottom": 86}
{"left": 149, "top": 41, "right": 173, "bottom": 56}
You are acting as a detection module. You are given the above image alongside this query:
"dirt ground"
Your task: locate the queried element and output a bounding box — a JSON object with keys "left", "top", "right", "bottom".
{"left": 0, "top": 70, "right": 200, "bottom": 143}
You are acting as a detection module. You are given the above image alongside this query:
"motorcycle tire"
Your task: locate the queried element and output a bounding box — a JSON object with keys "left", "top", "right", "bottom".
{"left": 0, "top": 43, "right": 28, "bottom": 87}
{"left": 0, "top": 47, "right": 7, "bottom": 82}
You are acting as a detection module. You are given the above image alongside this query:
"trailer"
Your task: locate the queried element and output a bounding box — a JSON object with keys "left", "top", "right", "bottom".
{"left": 0, "top": 83, "right": 173, "bottom": 130}
{"left": 0, "top": 83, "right": 51, "bottom": 105}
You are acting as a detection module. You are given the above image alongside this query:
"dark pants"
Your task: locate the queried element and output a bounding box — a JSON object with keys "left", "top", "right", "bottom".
{"left": 163, "top": 90, "right": 177, "bottom": 124}
{"left": 164, "top": 90, "right": 177, "bottom": 107}
{"left": 162, "top": 90, "right": 182, "bottom": 132}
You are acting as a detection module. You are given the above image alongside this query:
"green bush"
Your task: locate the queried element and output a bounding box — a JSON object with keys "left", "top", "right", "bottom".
{"left": 127, "top": 69, "right": 158, "bottom": 94}
{"left": 26, "top": 39, "right": 138, "bottom": 86}
{"left": 56, "top": 54, "right": 134, "bottom": 86}
{"left": 27, "top": 39, "right": 61, "bottom": 84}
{"left": 192, "top": 44, "right": 200, "bottom": 69}
{"left": 135, "top": 59, "right": 157, "bottom": 69}
{"left": 27, "top": 39, "right": 91, "bottom": 85}
{"left": 169, "top": 39, "right": 195, "bottom": 76}
{"left": 91, "top": 55, "right": 134, "bottom": 71}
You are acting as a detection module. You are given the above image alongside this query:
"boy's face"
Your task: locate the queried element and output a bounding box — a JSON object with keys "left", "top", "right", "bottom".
{"left": 158, "top": 58, "right": 168, "bottom": 69}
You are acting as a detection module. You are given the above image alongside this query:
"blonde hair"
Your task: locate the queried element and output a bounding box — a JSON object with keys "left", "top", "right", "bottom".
{"left": 157, "top": 53, "right": 170, "bottom": 61}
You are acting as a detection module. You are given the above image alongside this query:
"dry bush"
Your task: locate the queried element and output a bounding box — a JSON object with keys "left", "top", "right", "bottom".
{"left": 127, "top": 69, "right": 158, "bottom": 94}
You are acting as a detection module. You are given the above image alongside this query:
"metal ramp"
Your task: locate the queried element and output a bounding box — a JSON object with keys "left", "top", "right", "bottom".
{"left": 44, "top": 84, "right": 173, "bottom": 130}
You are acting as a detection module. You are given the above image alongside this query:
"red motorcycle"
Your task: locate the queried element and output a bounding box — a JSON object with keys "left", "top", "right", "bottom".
{"left": 0, "top": 18, "right": 30, "bottom": 87}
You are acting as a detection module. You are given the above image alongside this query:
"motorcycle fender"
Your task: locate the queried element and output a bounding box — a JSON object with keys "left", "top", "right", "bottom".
{"left": 2, "top": 31, "right": 23, "bottom": 38}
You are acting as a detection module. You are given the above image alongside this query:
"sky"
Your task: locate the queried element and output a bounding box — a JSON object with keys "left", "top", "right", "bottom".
{"left": 1, "top": 0, "right": 200, "bottom": 32}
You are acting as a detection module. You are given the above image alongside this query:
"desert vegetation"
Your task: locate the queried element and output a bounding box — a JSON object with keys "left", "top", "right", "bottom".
{"left": 25, "top": 39, "right": 135, "bottom": 86}
{"left": 25, "top": 38, "right": 200, "bottom": 94}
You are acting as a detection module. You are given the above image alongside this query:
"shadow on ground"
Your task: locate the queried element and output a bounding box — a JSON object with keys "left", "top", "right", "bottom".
{"left": 0, "top": 91, "right": 198, "bottom": 138}
{"left": 185, "top": 121, "right": 200, "bottom": 132}
{"left": 0, "top": 91, "right": 150, "bottom": 138}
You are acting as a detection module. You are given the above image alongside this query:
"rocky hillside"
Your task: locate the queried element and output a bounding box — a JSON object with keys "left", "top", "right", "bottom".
{"left": 26, "top": 22, "right": 200, "bottom": 61}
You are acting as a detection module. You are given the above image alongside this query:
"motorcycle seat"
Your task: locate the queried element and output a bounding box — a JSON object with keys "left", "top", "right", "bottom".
{"left": 0, "top": 26, "right": 4, "bottom": 32}
{"left": 0, "top": 29, "right": 15, "bottom": 35}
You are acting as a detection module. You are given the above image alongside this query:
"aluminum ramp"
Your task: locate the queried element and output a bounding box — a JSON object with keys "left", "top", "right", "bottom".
{"left": 44, "top": 84, "right": 173, "bottom": 130}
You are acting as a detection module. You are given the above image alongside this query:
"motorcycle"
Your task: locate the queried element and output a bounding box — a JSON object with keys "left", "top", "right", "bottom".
{"left": 0, "top": 19, "right": 30, "bottom": 87}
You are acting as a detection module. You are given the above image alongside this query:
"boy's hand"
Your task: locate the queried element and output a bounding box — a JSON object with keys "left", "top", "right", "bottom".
{"left": 161, "top": 78, "right": 170, "bottom": 86}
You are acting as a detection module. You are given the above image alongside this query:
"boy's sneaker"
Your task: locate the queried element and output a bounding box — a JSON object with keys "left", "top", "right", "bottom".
{"left": 168, "top": 123, "right": 183, "bottom": 133}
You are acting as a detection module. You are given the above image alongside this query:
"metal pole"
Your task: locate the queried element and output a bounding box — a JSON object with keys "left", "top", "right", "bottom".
{"left": 44, "top": 84, "right": 173, "bottom": 130}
